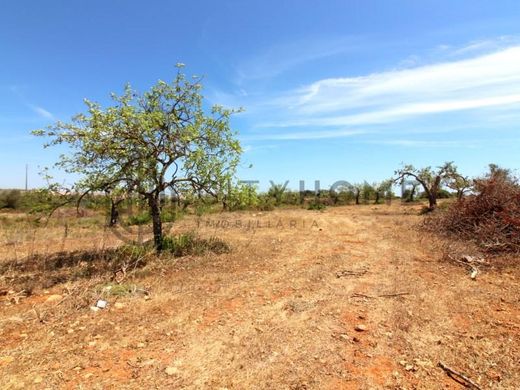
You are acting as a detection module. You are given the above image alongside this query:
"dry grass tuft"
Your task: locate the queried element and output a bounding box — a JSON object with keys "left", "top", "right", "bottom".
{"left": 1, "top": 232, "right": 230, "bottom": 294}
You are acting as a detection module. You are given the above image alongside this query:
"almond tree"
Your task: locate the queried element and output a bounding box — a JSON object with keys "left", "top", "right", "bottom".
{"left": 447, "top": 174, "right": 472, "bottom": 200}
{"left": 34, "top": 65, "right": 242, "bottom": 251}
{"left": 394, "top": 162, "right": 458, "bottom": 210}
{"left": 374, "top": 179, "right": 393, "bottom": 204}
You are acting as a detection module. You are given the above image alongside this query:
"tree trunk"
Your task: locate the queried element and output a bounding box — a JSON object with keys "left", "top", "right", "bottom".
{"left": 374, "top": 191, "right": 380, "bottom": 204}
{"left": 148, "top": 195, "right": 163, "bottom": 251}
{"left": 427, "top": 193, "right": 437, "bottom": 210}
{"left": 427, "top": 185, "right": 438, "bottom": 210}
{"left": 428, "top": 176, "right": 441, "bottom": 210}
{"left": 408, "top": 184, "right": 416, "bottom": 202}
{"left": 355, "top": 190, "right": 360, "bottom": 205}
{"left": 109, "top": 200, "right": 119, "bottom": 227}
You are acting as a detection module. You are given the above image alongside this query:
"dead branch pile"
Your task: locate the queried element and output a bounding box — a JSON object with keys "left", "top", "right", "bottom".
{"left": 429, "top": 177, "right": 520, "bottom": 253}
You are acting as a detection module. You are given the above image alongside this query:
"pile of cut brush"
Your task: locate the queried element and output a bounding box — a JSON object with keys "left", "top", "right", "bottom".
{"left": 430, "top": 175, "right": 520, "bottom": 254}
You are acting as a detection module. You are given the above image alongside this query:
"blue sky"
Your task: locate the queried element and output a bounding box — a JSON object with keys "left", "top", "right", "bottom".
{"left": 1, "top": 0, "right": 520, "bottom": 190}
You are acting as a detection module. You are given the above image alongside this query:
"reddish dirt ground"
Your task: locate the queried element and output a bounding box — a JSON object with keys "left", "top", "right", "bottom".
{"left": 1, "top": 204, "right": 519, "bottom": 389}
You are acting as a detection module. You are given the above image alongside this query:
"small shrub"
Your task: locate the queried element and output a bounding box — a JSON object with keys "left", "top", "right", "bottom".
{"left": 127, "top": 212, "right": 151, "bottom": 226}
{"left": 308, "top": 199, "right": 326, "bottom": 211}
{"left": 283, "top": 191, "right": 301, "bottom": 206}
{"left": 118, "top": 243, "right": 153, "bottom": 259}
{"left": 195, "top": 203, "right": 212, "bottom": 216}
{"left": 226, "top": 183, "right": 259, "bottom": 211}
{"left": 0, "top": 190, "right": 21, "bottom": 209}
{"left": 268, "top": 183, "right": 288, "bottom": 206}
{"left": 161, "top": 232, "right": 230, "bottom": 256}
{"left": 257, "top": 194, "right": 275, "bottom": 211}
{"left": 100, "top": 283, "right": 137, "bottom": 297}
{"left": 161, "top": 209, "right": 182, "bottom": 223}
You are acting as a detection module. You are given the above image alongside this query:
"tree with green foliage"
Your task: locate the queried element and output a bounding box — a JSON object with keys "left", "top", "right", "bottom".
{"left": 362, "top": 182, "right": 374, "bottom": 204}
{"left": 268, "top": 182, "right": 289, "bottom": 206}
{"left": 224, "top": 182, "right": 259, "bottom": 211}
{"left": 447, "top": 173, "right": 472, "bottom": 200}
{"left": 33, "top": 64, "right": 242, "bottom": 251}
{"left": 394, "top": 162, "right": 459, "bottom": 211}
{"left": 485, "top": 163, "right": 516, "bottom": 183}
{"left": 374, "top": 179, "right": 393, "bottom": 204}
{"left": 352, "top": 184, "right": 362, "bottom": 205}
{"left": 402, "top": 182, "right": 418, "bottom": 202}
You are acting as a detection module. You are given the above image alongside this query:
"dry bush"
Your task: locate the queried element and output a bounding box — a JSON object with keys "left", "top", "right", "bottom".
{"left": 429, "top": 176, "right": 520, "bottom": 253}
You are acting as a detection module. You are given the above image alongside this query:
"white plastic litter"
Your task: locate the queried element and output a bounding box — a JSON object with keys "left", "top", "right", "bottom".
{"left": 96, "top": 299, "right": 108, "bottom": 309}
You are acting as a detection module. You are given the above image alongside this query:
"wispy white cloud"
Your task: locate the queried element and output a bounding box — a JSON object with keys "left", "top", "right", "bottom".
{"left": 262, "top": 94, "right": 520, "bottom": 128}
{"left": 233, "top": 36, "right": 362, "bottom": 84}
{"left": 29, "top": 105, "right": 54, "bottom": 120}
{"left": 240, "top": 43, "right": 519, "bottom": 142}
{"left": 281, "top": 45, "right": 520, "bottom": 118}
{"left": 242, "top": 129, "right": 368, "bottom": 141}
{"left": 446, "top": 35, "right": 520, "bottom": 57}
{"left": 242, "top": 144, "right": 279, "bottom": 153}
{"left": 365, "top": 139, "right": 480, "bottom": 148}
{"left": 9, "top": 85, "right": 55, "bottom": 120}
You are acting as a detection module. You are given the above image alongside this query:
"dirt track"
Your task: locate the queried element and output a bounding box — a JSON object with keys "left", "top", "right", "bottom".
{"left": 1, "top": 205, "right": 519, "bottom": 389}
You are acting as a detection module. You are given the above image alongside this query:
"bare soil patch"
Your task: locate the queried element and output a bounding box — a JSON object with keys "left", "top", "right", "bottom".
{"left": 1, "top": 204, "right": 519, "bottom": 389}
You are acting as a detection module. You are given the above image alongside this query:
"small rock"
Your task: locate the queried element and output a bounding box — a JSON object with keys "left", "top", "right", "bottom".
{"left": 114, "top": 302, "right": 125, "bottom": 309}
{"left": 354, "top": 324, "right": 367, "bottom": 332}
{"left": 339, "top": 334, "right": 349, "bottom": 341}
{"left": 165, "top": 366, "right": 179, "bottom": 376}
{"left": 414, "top": 358, "right": 433, "bottom": 368}
{"left": 90, "top": 306, "right": 100, "bottom": 312}
{"left": 45, "top": 294, "right": 62, "bottom": 303}
{"left": 405, "top": 364, "right": 415, "bottom": 371}
{"left": 33, "top": 376, "right": 43, "bottom": 384}
{"left": 84, "top": 373, "right": 94, "bottom": 379}
{"left": 137, "top": 342, "right": 145, "bottom": 348}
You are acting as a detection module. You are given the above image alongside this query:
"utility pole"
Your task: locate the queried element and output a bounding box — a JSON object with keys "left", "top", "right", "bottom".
{"left": 25, "top": 164, "right": 28, "bottom": 191}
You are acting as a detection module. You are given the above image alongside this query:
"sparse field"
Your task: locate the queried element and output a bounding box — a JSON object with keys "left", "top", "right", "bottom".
{"left": 1, "top": 204, "right": 519, "bottom": 389}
